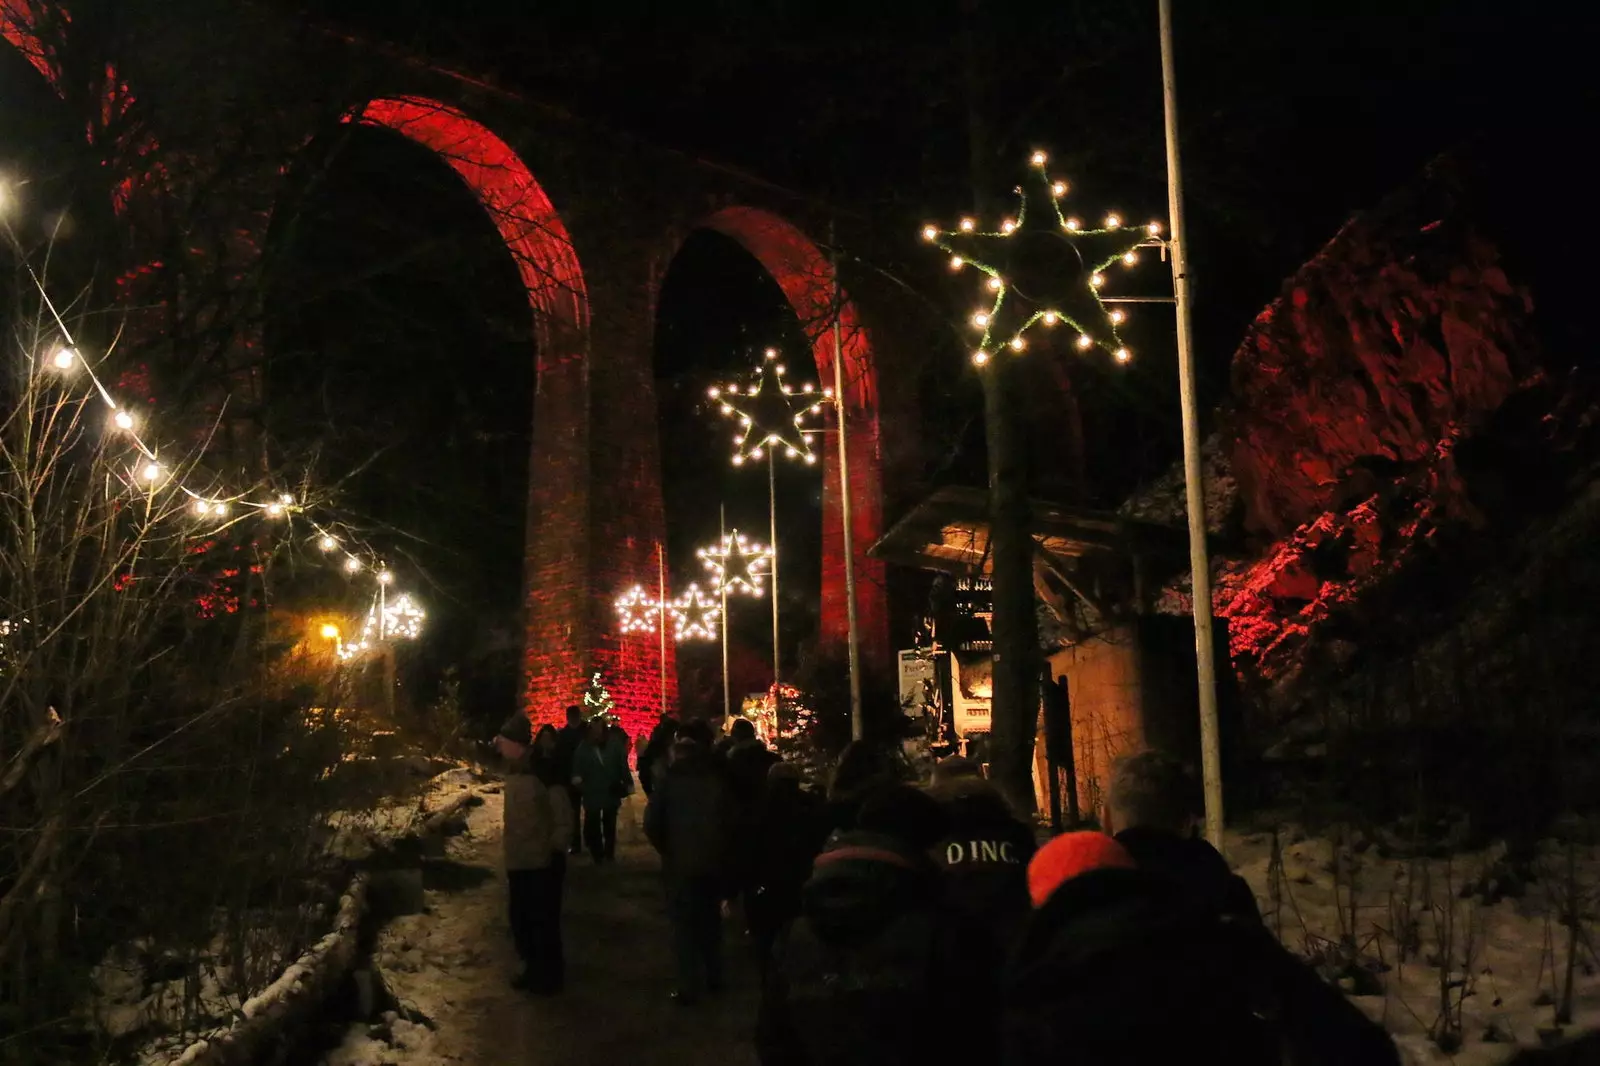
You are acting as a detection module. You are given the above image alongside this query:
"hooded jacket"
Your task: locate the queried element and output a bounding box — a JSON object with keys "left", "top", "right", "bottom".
{"left": 930, "top": 776, "right": 1036, "bottom": 948}
{"left": 644, "top": 745, "right": 736, "bottom": 879}
{"left": 1004, "top": 866, "right": 1399, "bottom": 1066}
{"left": 756, "top": 832, "right": 999, "bottom": 1066}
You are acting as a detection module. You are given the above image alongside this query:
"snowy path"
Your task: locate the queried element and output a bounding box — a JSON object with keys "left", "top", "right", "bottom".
{"left": 326, "top": 790, "right": 762, "bottom": 1066}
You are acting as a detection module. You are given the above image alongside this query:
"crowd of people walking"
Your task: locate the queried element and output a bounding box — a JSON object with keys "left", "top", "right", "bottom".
{"left": 494, "top": 705, "right": 1403, "bottom": 1064}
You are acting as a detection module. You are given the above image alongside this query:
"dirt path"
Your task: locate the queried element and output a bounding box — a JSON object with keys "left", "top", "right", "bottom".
{"left": 326, "top": 789, "right": 762, "bottom": 1066}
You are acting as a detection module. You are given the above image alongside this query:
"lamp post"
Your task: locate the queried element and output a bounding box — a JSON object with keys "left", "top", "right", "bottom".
{"left": 827, "top": 251, "right": 865, "bottom": 742}
{"left": 708, "top": 349, "right": 827, "bottom": 690}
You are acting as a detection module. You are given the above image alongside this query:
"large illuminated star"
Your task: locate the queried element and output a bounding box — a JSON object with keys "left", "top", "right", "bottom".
{"left": 615, "top": 585, "right": 664, "bottom": 635}
{"left": 697, "top": 530, "right": 773, "bottom": 598}
{"left": 708, "top": 348, "right": 829, "bottom": 467}
{"left": 671, "top": 584, "right": 721, "bottom": 642}
{"left": 924, "top": 151, "right": 1162, "bottom": 367}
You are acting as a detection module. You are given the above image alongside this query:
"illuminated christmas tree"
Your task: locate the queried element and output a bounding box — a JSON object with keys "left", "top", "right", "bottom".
{"left": 581, "top": 670, "right": 617, "bottom": 723}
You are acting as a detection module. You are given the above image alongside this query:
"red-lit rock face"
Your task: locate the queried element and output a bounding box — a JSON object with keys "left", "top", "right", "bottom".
{"left": 1215, "top": 167, "right": 1540, "bottom": 698}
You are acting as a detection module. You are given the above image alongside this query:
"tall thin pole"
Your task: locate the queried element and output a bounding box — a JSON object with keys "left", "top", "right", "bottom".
{"left": 1160, "top": 0, "right": 1224, "bottom": 852}
{"left": 831, "top": 259, "right": 864, "bottom": 742}
{"left": 657, "top": 540, "right": 668, "bottom": 714}
{"left": 720, "top": 505, "right": 731, "bottom": 721}
{"left": 768, "top": 452, "right": 781, "bottom": 689}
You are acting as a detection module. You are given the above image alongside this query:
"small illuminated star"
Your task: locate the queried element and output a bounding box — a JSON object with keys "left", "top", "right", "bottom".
{"left": 925, "top": 153, "right": 1158, "bottom": 365}
{"left": 709, "top": 349, "right": 828, "bottom": 466}
{"left": 671, "top": 584, "right": 721, "bottom": 641}
{"left": 698, "top": 530, "right": 773, "bottom": 598}
{"left": 615, "top": 585, "right": 664, "bottom": 635}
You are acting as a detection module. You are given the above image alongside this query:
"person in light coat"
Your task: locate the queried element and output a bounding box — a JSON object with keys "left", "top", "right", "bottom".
{"left": 495, "top": 716, "right": 573, "bottom": 994}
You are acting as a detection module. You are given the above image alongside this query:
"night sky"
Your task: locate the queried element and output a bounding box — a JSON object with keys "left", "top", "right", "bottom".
{"left": 4, "top": 1, "right": 1590, "bottom": 719}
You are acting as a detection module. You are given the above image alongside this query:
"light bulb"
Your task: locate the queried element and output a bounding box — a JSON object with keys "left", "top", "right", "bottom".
{"left": 732, "top": 455, "right": 745, "bottom": 466}
{"left": 785, "top": 447, "right": 799, "bottom": 458}
{"left": 949, "top": 255, "right": 964, "bottom": 270}
{"left": 215, "top": 502, "right": 229, "bottom": 516}
{"left": 266, "top": 503, "right": 284, "bottom": 517}
{"left": 344, "top": 556, "right": 361, "bottom": 573}
{"left": 1052, "top": 181, "right": 1068, "bottom": 197}
{"left": 1115, "top": 348, "right": 1131, "bottom": 363}
{"left": 1110, "top": 309, "right": 1126, "bottom": 325}
{"left": 1065, "top": 218, "right": 1081, "bottom": 231}
{"left": 765, "top": 348, "right": 777, "bottom": 359}
{"left": 922, "top": 225, "right": 938, "bottom": 241}
{"left": 708, "top": 386, "right": 720, "bottom": 398}
{"left": 987, "top": 276, "right": 1002, "bottom": 291}
{"left": 804, "top": 453, "right": 817, "bottom": 465}
{"left": 1147, "top": 221, "right": 1163, "bottom": 236}
{"left": 1105, "top": 214, "right": 1122, "bottom": 228}
{"left": 959, "top": 218, "right": 975, "bottom": 232}
{"left": 378, "top": 570, "right": 393, "bottom": 585}
{"left": 823, "top": 387, "right": 835, "bottom": 398}
{"left": 1042, "top": 312, "right": 1058, "bottom": 326}
{"left": 1090, "top": 273, "right": 1105, "bottom": 288}
{"left": 113, "top": 410, "right": 134, "bottom": 430}
{"left": 972, "top": 350, "right": 990, "bottom": 366}
{"left": 1009, "top": 336, "right": 1025, "bottom": 351}
{"left": 720, "top": 404, "right": 733, "bottom": 415}
{"left": 194, "top": 500, "right": 211, "bottom": 515}
{"left": 319, "top": 535, "right": 337, "bottom": 551}
{"left": 971, "top": 312, "right": 990, "bottom": 327}
{"left": 802, "top": 382, "right": 814, "bottom": 393}
{"left": 776, "top": 364, "right": 786, "bottom": 374}
{"left": 141, "top": 462, "right": 162, "bottom": 482}
{"left": 1030, "top": 150, "right": 1047, "bottom": 166}
{"left": 279, "top": 493, "right": 294, "bottom": 505}
{"left": 751, "top": 448, "right": 764, "bottom": 459}
{"left": 51, "top": 346, "right": 76, "bottom": 370}
{"left": 1077, "top": 334, "right": 1094, "bottom": 350}
{"left": 1122, "top": 251, "right": 1138, "bottom": 266}
{"left": 1000, "top": 219, "right": 1016, "bottom": 234}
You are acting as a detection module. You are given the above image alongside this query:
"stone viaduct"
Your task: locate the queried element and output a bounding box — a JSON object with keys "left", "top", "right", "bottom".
{"left": 1, "top": 3, "right": 897, "bottom": 738}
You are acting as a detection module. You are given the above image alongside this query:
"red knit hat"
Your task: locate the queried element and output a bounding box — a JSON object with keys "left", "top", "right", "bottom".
{"left": 1027, "top": 831, "right": 1137, "bottom": 908}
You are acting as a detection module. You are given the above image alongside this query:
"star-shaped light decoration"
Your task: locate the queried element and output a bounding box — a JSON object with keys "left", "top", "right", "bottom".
{"left": 615, "top": 585, "right": 664, "bottom": 635}
{"left": 708, "top": 348, "right": 831, "bottom": 467}
{"left": 923, "top": 150, "right": 1164, "bottom": 367}
{"left": 697, "top": 530, "right": 773, "bottom": 598}
{"left": 670, "top": 583, "right": 721, "bottom": 642}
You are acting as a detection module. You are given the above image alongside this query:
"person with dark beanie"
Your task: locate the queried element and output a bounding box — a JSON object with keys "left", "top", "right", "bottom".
{"left": 493, "top": 717, "right": 572, "bottom": 994}
{"left": 756, "top": 783, "right": 998, "bottom": 1066}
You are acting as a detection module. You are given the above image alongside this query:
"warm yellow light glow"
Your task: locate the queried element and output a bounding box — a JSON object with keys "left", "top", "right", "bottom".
{"left": 1076, "top": 334, "right": 1094, "bottom": 350}
{"left": 1115, "top": 347, "right": 1132, "bottom": 363}
{"left": 971, "top": 311, "right": 990, "bottom": 327}
{"left": 764, "top": 348, "right": 777, "bottom": 360}
{"left": 949, "top": 255, "right": 964, "bottom": 269}
{"left": 1030, "top": 150, "right": 1047, "bottom": 166}
{"left": 959, "top": 217, "right": 975, "bottom": 232}
{"left": 1110, "top": 309, "right": 1127, "bottom": 325}
{"left": 319, "top": 624, "right": 340, "bottom": 641}
{"left": 1147, "top": 221, "right": 1163, "bottom": 236}
{"left": 113, "top": 410, "right": 134, "bottom": 430}
{"left": 377, "top": 570, "right": 393, "bottom": 585}
{"left": 922, "top": 225, "right": 938, "bottom": 241}
{"left": 319, "top": 535, "right": 338, "bottom": 551}
{"left": 1122, "top": 251, "right": 1138, "bottom": 266}
{"left": 1105, "top": 214, "right": 1122, "bottom": 228}
{"left": 51, "top": 346, "right": 76, "bottom": 370}
{"left": 266, "top": 502, "right": 284, "bottom": 517}
{"left": 1052, "top": 181, "right": 1067, "bottom": 197}
{"left": 708, "top": 386, "right": 720, "bottom": 398}
{"left": 1064, "top": 218, "right": 1081, "bottom": 231}
{"left": 1090, "top": 273, "right": 1105, "bottom": 288}
{"left": 972, "top": 350, "right": 990, "bottom": 366}
{"left": 1009, "top": 336, "right": 1025, "bottom": 351}
{"left": 987, "top": 276, "right": 1002, "bottom": 291}
{"left": 140, "top": 462, "right": 162, "bottom": 483}
{"left": 194, "top": 500, "right": 211, "bottom": 515}
{"left": 1042, "top": 312, "right": 1059, "bottom": 325}
{"left": 1000, "top": 218, "right": 1017, "bottom": 234}
{"left": 344, "top": 556, "right": 361, "bottom": 573}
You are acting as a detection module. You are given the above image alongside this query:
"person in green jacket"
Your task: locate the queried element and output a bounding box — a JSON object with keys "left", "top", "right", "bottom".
{"left": 572, "top": 718, "right": 632, "bottom": 862}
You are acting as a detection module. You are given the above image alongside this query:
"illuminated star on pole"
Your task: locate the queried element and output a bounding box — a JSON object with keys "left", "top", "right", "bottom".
{"left": 697, "top": 530, "right": 773, "bottom": 598}
{"left": 615, "top": 585, "right": 664, "bottom": 634}
{"left": 708, "top": 348, "right": 830, "bottom": 467}
{"left": 923, "top": 150, "right": 1163, "bottom": 367}
{"left": 671, "top": 583, "right": 721, "bottom": 641}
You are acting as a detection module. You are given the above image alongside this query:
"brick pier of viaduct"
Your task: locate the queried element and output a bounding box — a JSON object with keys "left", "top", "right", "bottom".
{"left": 2, "top": 3, "right": 902, "bottom": 738}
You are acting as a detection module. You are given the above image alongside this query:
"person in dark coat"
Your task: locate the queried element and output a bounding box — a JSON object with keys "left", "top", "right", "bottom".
{"left": 756, "top": 784, "right": 1000, "bottom": 1066}
{"left": 645, "top": 736, "right": 737, "bottom": 1004}
{"left": 1108, "top": 749, "right": 1261, "bottom": 923}
{"left": 819, "top": 740, "right": 899, "bottom": 840}
{"left": 555, "top": 705, "right": 586, "bottom": 854}
{"left": 927, "top": 757, "right": 1037, "bottom": 955}
{"left": 748, "top": 761, "right": 829, "bottom": 975}
{"left": 723, "top": 718, "right": 781, "bottom": 913}
{"left": 636, "top": 713, "right": 678, "bottom": 798}
{"left": 1005, "top": 832, "right": 1401, "bottom": 1066}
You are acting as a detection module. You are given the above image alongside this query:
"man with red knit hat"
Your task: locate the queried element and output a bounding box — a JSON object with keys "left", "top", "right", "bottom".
{"left": 1004, "top": 832, "right": 1399, "bottom": 1066}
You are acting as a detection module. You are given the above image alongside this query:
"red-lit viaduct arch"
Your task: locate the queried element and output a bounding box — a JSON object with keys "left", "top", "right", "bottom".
{"left": 691, "top": 207, "right": 890, "bottom": 670}
{"left": 2, "top": 10, "right": 894, "bottom": 737}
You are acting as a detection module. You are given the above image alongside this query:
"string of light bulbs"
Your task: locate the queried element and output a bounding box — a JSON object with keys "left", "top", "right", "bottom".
{"left": 614, "top": 582, "right": 721, "bottom": 643}
{"left": 922, "top": 150, "right": 1166, "bottom": 367}
{"left": 697, "top": 530, "right": 773, "bottom": 599}
{"left": 708, "top": 348, "right": 831, "bottom": 466}
{"left": 7, "top": 215, "right": 416, "bottom": 603}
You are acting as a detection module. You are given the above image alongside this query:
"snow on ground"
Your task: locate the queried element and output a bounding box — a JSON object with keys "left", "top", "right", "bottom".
{"left": 323, "top": 792, "right": 759, "bottom": 1066}
{"left": 1229, "top": 826, "right": 1600, "bottom": 1064}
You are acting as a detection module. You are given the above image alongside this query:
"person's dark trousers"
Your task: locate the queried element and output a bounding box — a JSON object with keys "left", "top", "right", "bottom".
{"left": 526, "top": 854, "right": 566, "bottom": 992}
{"left": 584, "top": 805, "right": 618, "bottom": 862}
{"left": 507, "top": 869, "right": 537, "bottom": 971}
{"left": 667, "top": 874, "right": 725, "bottom": 1000}
{"left": 566, "top": 785, "right": 582, "bottom": 853}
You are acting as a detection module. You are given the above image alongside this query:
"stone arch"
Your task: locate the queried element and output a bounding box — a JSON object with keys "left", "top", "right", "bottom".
{"left": 693, "top": 205, "right": 891, "bottom": 670}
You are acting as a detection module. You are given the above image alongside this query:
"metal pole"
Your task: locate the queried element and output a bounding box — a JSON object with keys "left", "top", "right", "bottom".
{"left": 832, "top": 265, "right": 864, "bottom": 742}
{"left": 658, "top": 540, "right": 668, "bottom": 714}
{"left": 768, "top": 451, "right": 781, "bottom": 689}
{"left": 720, "top": 505, "right": 731, "bottom": 722}
{"left": 1160, "top": 0, "right": 1225, "bottom": 852}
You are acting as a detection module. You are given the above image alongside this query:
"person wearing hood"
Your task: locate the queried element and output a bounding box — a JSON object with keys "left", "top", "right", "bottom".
{"left": 756, "top": 783, "right": 999, "bottom": 1066}
{"left": 748, "top": 761, "right": 829, "bottom": 975}
{"left": 645, "top": 735, "right": 736, "bottom": 1004}
{"left": 493, "top": 716, "right": 573, "bottom": 995}
{"left": 927, "top": 756, "right": 1037, "bottom": 954}
{"left": 1004, "top": 832, "right": 1400, "bottom": 1066}
{"left": 1108, "top": 750, "right": 1261, "bottom": 924}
